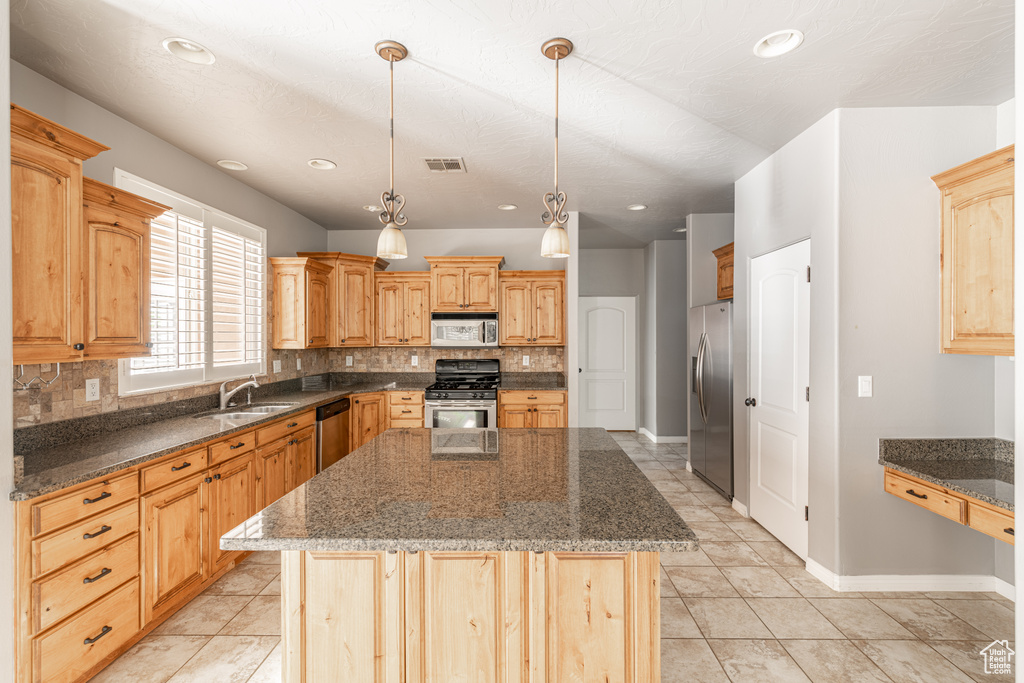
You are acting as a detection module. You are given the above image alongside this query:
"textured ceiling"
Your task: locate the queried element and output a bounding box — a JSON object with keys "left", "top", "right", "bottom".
{"left": 11, "top": 0, "right": 1014, "bottom": 247}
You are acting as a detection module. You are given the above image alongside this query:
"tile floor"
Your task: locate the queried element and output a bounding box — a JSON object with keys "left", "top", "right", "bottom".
{"left": 94, "top": 431, "right": 1015, "bottom": 682}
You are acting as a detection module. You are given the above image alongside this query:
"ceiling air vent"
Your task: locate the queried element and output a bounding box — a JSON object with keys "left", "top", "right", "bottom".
{"left": 423, "top": 157, "right": 467, "bottom": 173}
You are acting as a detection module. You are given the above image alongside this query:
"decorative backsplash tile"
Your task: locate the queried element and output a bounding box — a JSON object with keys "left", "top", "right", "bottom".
{"left": 327, "top": 346, "right": 564, "bottom": 374}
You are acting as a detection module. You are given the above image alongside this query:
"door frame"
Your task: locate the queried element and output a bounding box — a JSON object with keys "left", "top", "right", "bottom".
{"left": 578, "top": 295, "right": 639, "bottom": 432}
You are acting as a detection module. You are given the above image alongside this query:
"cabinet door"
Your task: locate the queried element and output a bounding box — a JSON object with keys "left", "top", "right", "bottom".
{"left": 534, "top": 405, "right": 566, "bottom": 428}
{"left": 207, "top": 454, "right": 255, "bottom": 575}
{"left": 286, "top": 426, "right": 317, "bottom": 493}
{"left": 464, "top": 267, "right": 498, "bottom": 311}
{"left": 83, "top": 208, "right": 150, "bottom": 359}
{"left": 376, "top": 281, "right": 404, "bottom": 345}
{"left": 341, "top": 264, "right": 375, "bottom": 346}
{"left": 532, "top": 279, "right": 565, "bottom": 345}
{"left": 142, "top": 473, "right": 206, "bottom": 623}
{"left": 257, "top": 441, "right": 289, "bottom": 509}
{"left": 11, "top": 137, "right": 84, "bottom": 364}
{"left": 500, "top": 281, "right": 532, "bottom": 345}
{"left": 499, "top": 405, "right": 532, "bottom": 429}
{"left": 306, "top": 268, "right": 331, "bottom": 348}
{"left": 272, "top": 267, "right": 304, "bottom": 348}
{"left": 431, "top": 266, "right": 464, "bottom": 311}
{"left": 405, "top": 280, "right": 431, "bottom": 346}
{"left": 352, "top": 394, "right": 385, "bottom": 450}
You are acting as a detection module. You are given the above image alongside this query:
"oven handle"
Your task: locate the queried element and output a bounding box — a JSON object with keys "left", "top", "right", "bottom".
{"left": 425, "top": 401, "right": 497, "bottom": 409}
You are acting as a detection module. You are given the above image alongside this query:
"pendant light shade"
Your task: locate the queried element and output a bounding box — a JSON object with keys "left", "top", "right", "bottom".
{"left": 540, "top": 225, "right": 570, "bottom": 259}
{"left": 376, "top": 223, "right": 408, "bottom": 260}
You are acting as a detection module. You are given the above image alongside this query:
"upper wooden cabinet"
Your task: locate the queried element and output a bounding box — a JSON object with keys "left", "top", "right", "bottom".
{"left": 499, "top": 271, "right": 566, "bottom": 346}
{"left": 713, "top": 242, "right": 734, "bottom": 301}
{"left": 296, "top": 252, "right": 389, "bottom": 347}
{"left": 375, "top": 272, "right": 431, "bottom": 346}
{"left": 425, "top": 256, "right": 504, "bottom": 311}
{"left": 270, "top": 257, "right": 334, "bottom": 349}
{"left": 932, "top": 146, "right": 1014, "bottom": 356}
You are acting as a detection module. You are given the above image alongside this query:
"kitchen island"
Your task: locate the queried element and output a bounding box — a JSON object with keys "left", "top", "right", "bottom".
{"left": 222, "top": 427, "right": 696, "bottom": 682}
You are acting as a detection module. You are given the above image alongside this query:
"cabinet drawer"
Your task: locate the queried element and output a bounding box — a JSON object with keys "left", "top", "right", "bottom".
{"left": 33, "top": 501, "right": 139, "bottom": 578}
{"left": 389, "top": 391, "right": 424, "bottom": 405}
{"left": 389, "top": 419, "right": 423, "bottom": 429}
{"left": 140, "top": 448, "right": 208, "bottom": 493}
{"left": 390, "top": 404, "right": 424, "bottom": 420}
{"left": 884, "top": 471, "right": 965, "bottom": 524}
{"left": 499, "top": 390, "right": 566, "bottom": 405}
{"left": 209, "top": 431, "right": 255, "bottom": 465}
{"left": 256, "top": 410, "right": 315, "bottom": 446}
{"left": 969, "top": 504, "right": 1015, "bottom": 545}
{"left": 32, "top": 533, "right": 139, "bottom": 634}
{"left": 33, "top": 577, "right": 140, "bottom": 683}
{"left": 30, "top": 472, "right": 138, "bottom": 537}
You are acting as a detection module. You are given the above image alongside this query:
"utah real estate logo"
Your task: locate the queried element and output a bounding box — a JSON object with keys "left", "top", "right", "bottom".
{"left": 980, "top": 640, "right": 1014, "bottom": 675}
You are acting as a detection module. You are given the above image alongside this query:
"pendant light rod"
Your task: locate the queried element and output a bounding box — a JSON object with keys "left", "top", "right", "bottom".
{"left": 374, "top": 40, "right": 409, "bottom": 259}
{"left": 554, "top": 53, "right": 559, "bottom": 194}
{"left": 540, "top": 38, "right": 573, "bottom": 232}
{"left": 389, "top": 55, "right": 395, "bottom": 198}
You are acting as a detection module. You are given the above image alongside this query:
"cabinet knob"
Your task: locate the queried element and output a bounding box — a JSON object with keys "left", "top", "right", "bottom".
{"left": 341, "top": 339, "right": 346, "bottom": 343}
{"left": 213, "top": 474, "right": 221, "bottom": 480}
{"left": 355, "top": 400, "right": 360, "bottom": 404}
{"left": 204, "top": 477, "right": 213, "bottom": 483}
{"left": 73, "top": 343, "right": 85, "bottom": 351}
{"left": 309, "top": 339, "right": 314, "bottom": 344}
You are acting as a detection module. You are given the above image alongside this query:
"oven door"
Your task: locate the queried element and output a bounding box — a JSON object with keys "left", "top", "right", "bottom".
{"left": 425, "top": 401, "right": 497, "bottom": 429}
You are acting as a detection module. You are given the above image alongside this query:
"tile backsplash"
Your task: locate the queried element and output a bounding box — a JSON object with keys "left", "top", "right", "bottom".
{"left": 327, "top": 346, "right": 564, "bottom": 374}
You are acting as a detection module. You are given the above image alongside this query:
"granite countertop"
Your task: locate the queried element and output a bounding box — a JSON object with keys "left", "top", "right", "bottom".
{"left": 221, "top": 427, "right": 698, "bottom": 553}
{"left": 879, "top": 438, "right": 1014, "bottom": 512}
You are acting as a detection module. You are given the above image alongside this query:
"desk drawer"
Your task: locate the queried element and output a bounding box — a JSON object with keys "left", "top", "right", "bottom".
{"left": 30, "top": 472, "right": 138, "bottom": 538}
{"left": 969, "top": 503, "right": 1015, "bottom": 545}
{"left": 33, "top": 501, "right": 138, "bottom": 578}
{"left": 140, "top": 448, "right": 208, "bottom": 493}
{"left": 209, "top": 431, "right": 255, "bottom": 465}
{"left": 499, "top": 390, "right": 566, "bottom": 405}
{"left": 256, "top": 410, "right": 314, "bottom": 446}
{"left": 389, "top": 391, "right": 424, "bottom": 405}
{"left": 884, "top": 471, "right": 965, "bottom": 524}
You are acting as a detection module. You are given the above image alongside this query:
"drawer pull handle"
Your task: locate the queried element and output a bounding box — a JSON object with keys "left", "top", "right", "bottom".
{"left": 287, "top": 422, "right": 299, "bottom": 427}
{"left": 401, "top": 397, "right": 412, "bottom": 400}
{"left": 402, "top": 410, "right": 412, "bottom": 414}
{"left": 83, "top": 625, "right": 112, "bottom": 645}
{"left": 1005, "top": 528, "right": 1015, "bottom": 536}
{"left": 230, "top": 442, "right": 245, "bottom": 450}
{"left": 83, "top": 567, "right": 112, "bottom": 584}
{"left": 527, "top": 396, "right": 537, "bottom": 400}
{"left": 171, "top": 461, "right": 192, "bottom": 471}
{"left": 905, "top": 489, "right": 928, "bottom": 500}
{"left": 83, "top": 492, "right": 111, "bottom": 505}
{"left": 82, "top": 525, "right": 112, "bottom": 540}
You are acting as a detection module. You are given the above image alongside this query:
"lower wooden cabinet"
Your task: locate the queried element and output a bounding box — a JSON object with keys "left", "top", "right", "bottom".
{"left": 207, "top": 453, "right": 257, "bottom": 575}
{"left": 498, "top": 390, "right": 567, "bottom": 428}
{"left": 351, "top": 392, "right": 387, "bottom": 450}
{"left": 386, "top": 390, "right": 425, "bottom": 429}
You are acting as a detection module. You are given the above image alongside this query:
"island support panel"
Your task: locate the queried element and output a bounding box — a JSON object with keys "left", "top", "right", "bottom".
{"left": 282, "top": 550, "right": 661, "bottom": 682}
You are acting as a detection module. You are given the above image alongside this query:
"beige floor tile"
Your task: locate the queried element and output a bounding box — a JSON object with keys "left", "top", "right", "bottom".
{"left": 203, "top": 564, "right": 281, "bottom": 596}
{"left": 661, "top": 638, "right": 730, "bottom": 683}
{"left": 683, "top": 598, "right": 773, "bottom": 639}
{"left": 219, "top": 596, "right": 281, "bottom": 636}
{"left": 932, "top": 599, "right": 1014, "bottom": 641}
{"left": 852, "top": 639, "right": 974, "bottom": 683}
{"left": 663, "top": 492, "right": 705, "bottom": 507}
{"left": 925, "top": 591, "right": 1000, "bottom": 601}
{"left": 928, "top": 640, "right": 1015, "bottom": 683}
{"left": 661, "top": 598, "right": 704, "bottom": 638}
{"left": 241, "top": 551, "right": 281, "bottom": 566}
{"left": 91, "top": 635, "right": 210, "bottom": 683}
{"left": 661, "top": 566, "right": 679, "bottom": 597}
{"left": 645, "top": 469, "right": 678, "bottom": 481}
{"left": 664, "top": 566, "right": 739, "bottom": 598}
{"left": 701, "top": 541, "right": 769, "bottom": 567}
{"left": 661, "top": 549, "right": 715, "bottom": 566}
{"left": 775, "top": 567, "right": 861, "bottom": 599}
{"left": 166, "top": 635, "right": 279, "bottom": 683}
{"left": 694, "top": 492, "right": 733, "bottom": 507}
{"left": 259, "top": 574, "right": 282, "bottom": 596}
{"left": 707, "top": 639, "right": 811, "bottom": 682}
{"left": 721, "top": 567, "right": 801, "bottom": 598}
{"left": 638, "top": 461, "right": 668, "bottom": 472}
{"left": 153, "top": 596, "right": 254, "bottom": 636}
{"left": 247, "top": 642, "right": 283, "bottom": 683}
{"left": 747, "top": 541, "right": 805, "bottom": 567}
{"left": 684, "top": 479, "right": 716, "bottom": 494}
{"left": 809, "top": 599, "right": 916, "bottom": 640}
{"left": 673, "top": 505, "right": 722, "bottom": 523}
{"left": 746, "top": 598, "right": 846, "bottom": 639}
{"left": 688, "top": 522, "right": 742, "bottom": 542}
{"left": 726, "top": 520, "right": 779, "bottom": 542}
{"left": 708, "top": 505, "right": 747, "bottom": 522}
{"left": 655, "top": 481, "right": 692, "bottom": 496}
{"left": 871, "top": 599, "right": 989, "bottom": 641}
{"left": 780, "top": 639, "right": 892, "bottom": 683}
{"left": 859, "top": 591, "right": 933, "bottom": 599}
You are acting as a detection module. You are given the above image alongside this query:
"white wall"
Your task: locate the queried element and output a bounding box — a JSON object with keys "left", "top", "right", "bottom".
{"left": 994, "top": 97, "right": 1015, "bottom": 442}
{"left": 327, "top": 228, "right": 565, "bottom": 271}
{"left": 686, "top": 213, "right": 735, "bottom": 308}
{"left": 10, "top": 62, "right": 327, "bottom": 257}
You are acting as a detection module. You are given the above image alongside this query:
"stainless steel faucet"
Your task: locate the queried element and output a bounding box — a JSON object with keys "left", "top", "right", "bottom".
{"left": 220, "top": 374, "right": 260, "bottom": 410}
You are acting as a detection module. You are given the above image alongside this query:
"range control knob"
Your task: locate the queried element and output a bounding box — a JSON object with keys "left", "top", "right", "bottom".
{"left": 442, "top": 392, "right": 449, "bottom": 399}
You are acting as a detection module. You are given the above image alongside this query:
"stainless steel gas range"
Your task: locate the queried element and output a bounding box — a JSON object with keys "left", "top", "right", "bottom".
{"left": 424, "top": 359, "right": 499, "bottom": 429}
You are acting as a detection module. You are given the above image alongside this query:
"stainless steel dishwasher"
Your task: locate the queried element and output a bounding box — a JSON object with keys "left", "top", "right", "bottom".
{"left": 316, "top": 398, "right": 350, "bottom": 472}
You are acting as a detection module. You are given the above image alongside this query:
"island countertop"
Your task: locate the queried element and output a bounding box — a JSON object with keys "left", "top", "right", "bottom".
{"left": 221, "top": 427, "right": 697, "bottom": 553}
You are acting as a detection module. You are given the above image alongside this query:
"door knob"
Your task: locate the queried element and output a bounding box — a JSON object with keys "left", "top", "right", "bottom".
{"left": 745, "top": 398, "right": 757, "bottom": 407}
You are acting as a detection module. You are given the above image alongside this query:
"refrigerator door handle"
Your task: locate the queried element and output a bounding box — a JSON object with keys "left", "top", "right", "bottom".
{"left": 702, "top": 332, "right": 714, "bottom": 423}
{"left": 696, "top": 333, "right": 708, "bottom": 424}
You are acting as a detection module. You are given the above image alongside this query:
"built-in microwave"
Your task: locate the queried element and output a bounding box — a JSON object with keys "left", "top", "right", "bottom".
{"left": 430, "top": 312, "right": 499, "bottom": 348}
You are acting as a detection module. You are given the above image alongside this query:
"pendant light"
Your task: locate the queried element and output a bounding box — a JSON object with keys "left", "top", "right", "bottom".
{"left": 539, "top": 38, "right": 573, "bottom": 259}
{"left": 375, "top": 40, "right": 409, "bottom": 259}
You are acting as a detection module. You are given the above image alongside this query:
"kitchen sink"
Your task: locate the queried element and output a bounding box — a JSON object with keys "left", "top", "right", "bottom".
{"left": 194, "top": 403, "right": 297, "bottom": 419}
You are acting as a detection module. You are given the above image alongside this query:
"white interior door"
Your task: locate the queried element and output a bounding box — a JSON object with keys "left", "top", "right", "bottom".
{"left": 748, "top": 240, "right": 810, "bottom": 559}
{"left": 579, "top": 297, "right": 637, "bottom": 431}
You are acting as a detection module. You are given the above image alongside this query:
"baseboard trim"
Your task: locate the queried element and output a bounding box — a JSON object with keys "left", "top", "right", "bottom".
{"left": 731, "top": 498, "right": 748, "bottom": 518}
{"left": 638, "top": 428, "right": 687, "bottom": 444}
{"left": 805, "top": 559, "right": 1015, "bottom": 600}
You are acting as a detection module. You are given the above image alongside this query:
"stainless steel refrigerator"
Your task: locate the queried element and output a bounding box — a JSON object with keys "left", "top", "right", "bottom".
{"left": 689, "top": 303, "right": 733, "bottom": 499}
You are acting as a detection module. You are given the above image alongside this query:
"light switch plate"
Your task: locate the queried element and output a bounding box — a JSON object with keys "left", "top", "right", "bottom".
{"left": 858, "top": 376, "right": 873, "bottom": 398}
{"left": 297, "top": 357, "right": 302, "bottom": 371}
{"left": 273, "top": 360, "right": 282, "bottom": 373}
{"left": 522, "top": 355, "right": 530, "bottom": 367}
{"left": 411, "top": 355, "right": 418, "bottom": 367}
{"left": 346, "top": 355, "right": 353, "bottom": 367}
{"left": 85, "top": 378, "right": 99, "bottom": 402}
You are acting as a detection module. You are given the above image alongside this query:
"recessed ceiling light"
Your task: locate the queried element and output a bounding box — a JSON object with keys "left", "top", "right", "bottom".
{"left": 672, "top": 227, "right": 688, "bottom": 233}
{"left": 626, "top": 204, "right": 648, "bottom": 211}
{"left": 162, "top": 37, "right": 216, "bottom": 65}
{"left": 753, "top": 29, "right": 804, "bottom": 58}
{"left": 363, "top": 205, "right": 383, "bottom": 212}
{"left": 307, "top": 158, "right": 337, "bottom": 171}
{"left": 497, "top": 204, "right": 518, "bottom": 211}
{"left": 217, "top": 159, "right": 248, "bottom": 171}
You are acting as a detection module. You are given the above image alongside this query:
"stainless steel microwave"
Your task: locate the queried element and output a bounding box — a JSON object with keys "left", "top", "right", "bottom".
{"left": 430, "top": 312, "right": 499, "bottom": 348}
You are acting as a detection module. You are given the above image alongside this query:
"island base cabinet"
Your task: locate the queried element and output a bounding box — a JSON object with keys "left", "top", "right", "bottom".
{"left": 281, "top": 550, "right": 660, "bottom": 682}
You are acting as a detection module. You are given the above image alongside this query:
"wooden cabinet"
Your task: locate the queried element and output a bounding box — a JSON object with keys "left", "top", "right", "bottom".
{"left": 256, "top": 440, "right": 290, "bottom": 509}
{"left": 351, "top": 392, "right": 387, "bottom": 450}
{"left": 387, "top": 391, "right": 425, "bottom": 428}
{"left": 498, "top": 390, "right": 567, "bottom": 428}
{"left": 296, "top": 251, "right": 390, "bottom": 347}
{"left": 932, "top": 146, "right": 1014, "bottom": 356}
{"left": 255, "top": 416, "right": 315, "bottom": 508}
{"left": 375, "top": 272, "right": 430, "bottom": 346}
{"left": 270, "top": 257, "right": 334, "bottom": 349}
{"left": 713, "top": 242, "right": 734, "bottom": 300}
{"left": 207, "top": 453, "right": 256, "bottom": 575}
{"left": 285, "top": 426, "right": 316, "bottom": 492}
{"left": 499, "top": 271, "right": 565, "bottom": 346}
{"left": 425, "top": 256, "right": 504, "bottom": 311}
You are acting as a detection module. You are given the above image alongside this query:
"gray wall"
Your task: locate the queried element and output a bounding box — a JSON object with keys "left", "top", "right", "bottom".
{"left": 640, "top": 241, "right": 688, "bottom": 439}
{"left": 686, "top": 213, "right": 735, "bottom": 308}
{"left": 327, "top": 228, "right": 564, "bottom": 272}
{"left": 994, "top": 98, "right": 1015, "bottom": 442}
{"left": 10, "top": 61, "right": 328, "bottom": 257}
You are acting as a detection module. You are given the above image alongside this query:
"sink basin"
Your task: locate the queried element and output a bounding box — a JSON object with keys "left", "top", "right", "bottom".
{"left": 194, "top": 403, "right": 297, "bottom": 419}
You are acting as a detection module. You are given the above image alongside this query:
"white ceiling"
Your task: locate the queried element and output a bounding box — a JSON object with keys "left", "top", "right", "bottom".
{"left": 11, "top": 0, "right": 1014, "bottom": 248}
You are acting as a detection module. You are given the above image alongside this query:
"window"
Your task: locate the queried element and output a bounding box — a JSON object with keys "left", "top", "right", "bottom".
{"left": 116, "top": 170, "right": 266, "bottom": 394}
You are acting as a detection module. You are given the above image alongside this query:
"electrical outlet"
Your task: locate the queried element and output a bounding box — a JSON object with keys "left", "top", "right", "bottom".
{"left": 411, "top": 355, "right": 418, "bottom": 367}
{"left": 346, "top": 355, "right": 353, "bottom": 367}
{"left": 297, "top": 357, "right": 302, "bottom": 371}
{"left": 273, "top": 360, "right": 282, "bottom": 373}
{"left": 85, "top": 378, "right": 100, "bottom": 402}
{"left": 858, "top": 376, "right": 873, "bottom": 398}
{"left": 522, "top": 355, "right": 530, "bottom": 367}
